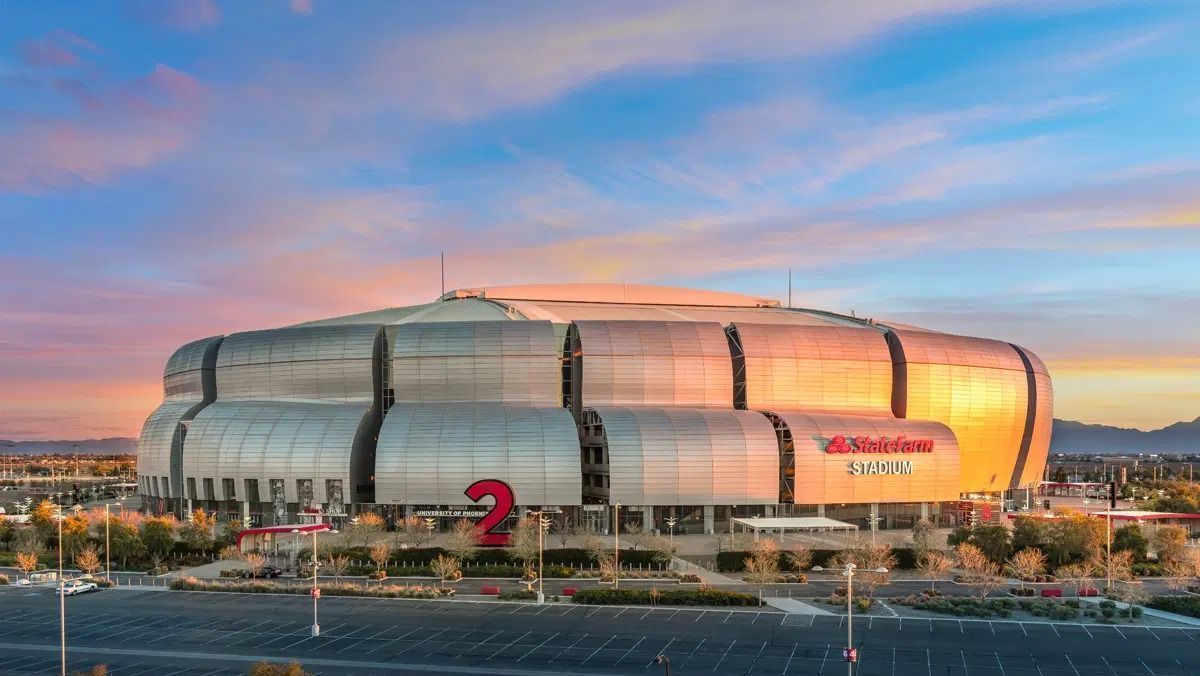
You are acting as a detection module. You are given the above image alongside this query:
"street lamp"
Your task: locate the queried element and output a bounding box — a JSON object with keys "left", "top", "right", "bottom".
{"left": 104, "top": 503, "right": 112, "bottom": 582}
{"left": 526, "top": 510, "right": 553, "bottom": 604}
{"left": 291, "top": 526, "right": 338, "bottom": 637}
{"left": 812, "top": 562, "right": 888, "bottom": 675}
{"left": 866, "top": 512, "right": 881, "bottom": 546}
{"left": 423, "top": 517, "right": 436, "bottom": 545}
{"left": 613, "top": 502, "right": 621, "bottom": 590}
{"left": 52, "top": 500, "right": 66, "bottom": 676}
{"left": 665, "top": 516, "right": 678, "bottom": 548}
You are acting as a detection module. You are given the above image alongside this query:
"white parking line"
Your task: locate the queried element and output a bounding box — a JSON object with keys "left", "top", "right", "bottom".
{"left": 643, "top": 638, "right": 675, "bottom": 669}
{"left": 1100, "top": 655, "right": 1119, "bottom": 675}
{"left": 711, "top": 640, "right": 736, "bottom": 673}
{"left": 781, "top": 644, "right": 798, "bottom": 675}
{"left": 1064, "top": 654, "right": 1081, "bottom": 676}
{"left": 1081, "top": 624, "right": 1093, "bottom": 639}
{"left": 1019, "top": 622, "right": 1028, "bottom": 637}
{"left": 694, "top": 610, "right": 708, "bottom": 623}
{"left": 677, "top": 638, "right": 706, "bottom": 670}
{"left": 336, "top": 624, "right": 396, "bottom": 654}
{"left": 548, "top": 633, "right": 589, "bottom": 663}
{"left": 1050, "top": 623, "right": 1061, "bottom": 638}
{"left": 579, "top": 634, "right": 615, "bottom": 666}
{"left": 515, "top": 632, "right": 560, "bottom": 662}
{"left": 960, "top": 650, "right": 970, "bottom": 676}
{"left": 721, "top": 611, "right": 734, "bottom": 624}
{"left": 1113, "top": 626, "right": 1127, "bottom": 640}
{"left": 614, "top": 636, "right": 645, "bottom": 665}
{"left": 1139, "top": 657, "right": 1159, "bottom": 675}
{"left": 1145, "top": 626, "right": 1162, "bottom": 641}
{"left": 364, "top": 625, "right": 424, "bottom": 655}
{"left": 395, "top": 628, "right": 452, "bottom": 657}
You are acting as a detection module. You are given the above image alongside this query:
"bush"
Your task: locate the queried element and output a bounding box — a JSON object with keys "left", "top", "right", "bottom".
{"left": 679, "top": 574, "right": 702, "bottom": 583}
{"left": 0, "top": 574, "right": 8, "bottom": 585}
{"left": 571, "top": 588, "right": 757, "bottom": 606}
{"left": 716, "top": 548, "right": 919, "bottom": 572}
{"left": 1148, "top": 596, "right": 1200, "bottom": 618}
{"left": 167, "top": 577, "right": 455, "bottom": 599}
{"left": 499, "top": 589, "right": 537, "bottom": 601}
{"left": 1132, "top": 563, "right": 1165, "bottom": 577}
{"left": 1010, "top": 587, "right": 1035, "bottom": 597}
{"left": 1131, "top": 606, "right": 1143, "bottom": 618}
{"left": 1101, "top": 608, "right": 1116, "bottom": 618}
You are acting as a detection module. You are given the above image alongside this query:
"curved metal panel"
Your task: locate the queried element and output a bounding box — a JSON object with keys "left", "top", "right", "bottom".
{"left": 215, "top": 325, "right": 379, "bottom": 402}
{"left": 183, "top": 401, "right": 372, "bottom": 504}
{"left": 390, "top": 321, "right": 560, "bottom": 405}
{"left": 573, "top": 320, "right": 733, "bottom": 409}
{"left": 1011, "top": 344, "right": 1053, "bottom": 488}
{"left": 731, "top": 323, "right": 892, "bottom": 414}
{"left": 138, "top": 335, "right": 222, "bottom": 499}
{"left": 771, "top": 410, "right": 961, "bottom": 504}
{"left": 890, "top": 329, "right": 1029, "bottom": 493}
{"left": 590, "top": 407, "right": 779, "bottom": 505}
{"left": 375, "top": 404, "right": 581, "bottom": 506}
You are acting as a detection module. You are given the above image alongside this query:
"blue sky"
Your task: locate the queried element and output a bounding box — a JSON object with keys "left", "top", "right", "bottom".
{"left": 1, "top": 0, "right": 1198, "bottom": 439}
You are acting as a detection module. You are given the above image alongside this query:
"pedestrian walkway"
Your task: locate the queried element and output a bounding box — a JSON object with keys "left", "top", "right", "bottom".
{"left": 763, "top": 597, "right": 834, "bottom": 615}
{"left": 670, "top": 557, "right": 744, "bottom": 585}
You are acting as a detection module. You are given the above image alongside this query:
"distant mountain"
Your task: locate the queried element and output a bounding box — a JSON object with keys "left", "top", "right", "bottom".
{"left": 0, "top": 438, "right": 136, "bottom": 455}
{"left": 1051, "top": 418, "right": 1200, "bottom": 454}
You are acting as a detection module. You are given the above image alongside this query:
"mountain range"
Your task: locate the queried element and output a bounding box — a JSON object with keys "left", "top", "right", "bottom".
{"left": 4, "top": 418, "right": 1200, "bottom": 455}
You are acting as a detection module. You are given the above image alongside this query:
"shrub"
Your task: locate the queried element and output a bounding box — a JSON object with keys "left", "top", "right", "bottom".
{"left": 679, "top": 574, "right": 702, "bottom": 583}
{"left": 0, "top": 574, "right": 8, "bottom": 585}
{"left": 167, "top": 577, "right": 455, "bottom": 599}
{"left": 1132, "top": 563, "right": 1165, "bottom": 577}
{"left": 716, "top": 548, "right": 919, "bottom": 572}
{"left": 1132, "top": 606, "right": 1143, "bottom": 618}
{"left": 499, "top": 589, "right": 537, "bottom": 601}
{"left": 1101, "top": 608, "right": 1116, "bottom": 618}
{"left": 571, "top": 588, "right": 757, "bottom": 606}
{"left": 1147, "top": 596, "right": 1200, "bottom": 618}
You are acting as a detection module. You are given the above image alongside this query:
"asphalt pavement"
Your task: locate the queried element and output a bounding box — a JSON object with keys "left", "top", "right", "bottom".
{"left": 1, "top": 585, "right": 1198, "bottom": 675}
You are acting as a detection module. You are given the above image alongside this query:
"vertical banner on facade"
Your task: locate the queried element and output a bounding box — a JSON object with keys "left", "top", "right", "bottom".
{"left": 298, "top": 479, "right": 315, "bottom": 512}
{"left": 270, "top": 479, "right": 287, "bottom": 525}
{"left": 326, "top": 479, "right": 346, "bottom": 518}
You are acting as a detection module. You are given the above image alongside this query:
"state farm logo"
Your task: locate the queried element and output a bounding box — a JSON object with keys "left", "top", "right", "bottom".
{"left": 826, "top": 435, "right": 853, "bottom": 453}
{"left": 825, "top": 435, "right": 935, "bottom": 454}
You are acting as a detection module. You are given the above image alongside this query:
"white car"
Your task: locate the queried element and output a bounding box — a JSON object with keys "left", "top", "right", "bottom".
{"left": 56, "top": 580, "right": 98, "bottom": 596}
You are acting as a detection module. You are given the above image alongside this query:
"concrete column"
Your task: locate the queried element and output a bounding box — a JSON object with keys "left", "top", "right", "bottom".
{"left": 404, "top": 504, "right": 414, "bottom": 519}
{"left": 241, "top": 500, "right": 250, "bottom": 525}
{"left": 920, "top": 502, "right": 930, "bottom": 520}
{"left": 817, "top": 504, "right": 825, "bottom": 517}
{"left": 703, "top": 505, "right": 715, "bottom": 534}
{"left": 764, "top": 505, "right": 775, "bottom": 518}
{"left": 641, "top": 506, "right": 654, "bottom": 533}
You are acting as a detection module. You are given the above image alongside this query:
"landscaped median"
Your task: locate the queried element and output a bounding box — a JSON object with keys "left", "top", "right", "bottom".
{"left": 168, "top": 576, "right": 455, "bottom": 598}
{"left": 570, "top": 588, "right": 759, "bottom": 606}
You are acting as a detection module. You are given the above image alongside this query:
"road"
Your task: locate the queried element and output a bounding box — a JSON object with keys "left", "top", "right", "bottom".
{"left": 1, "top": 586, "right": 1198, "bottom": 675}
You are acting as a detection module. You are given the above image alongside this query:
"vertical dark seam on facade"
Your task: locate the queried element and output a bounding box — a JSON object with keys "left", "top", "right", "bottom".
{"left": 1009, "top": 343, "right": 1037, "bottom": 489}
{"left": 885, "top": 330, "right": 908, "bottom": 418}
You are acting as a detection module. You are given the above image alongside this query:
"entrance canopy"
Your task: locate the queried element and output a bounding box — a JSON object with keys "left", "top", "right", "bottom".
{"left": 237, "top": 523, "right": 331, "bottom": 552}
{"left": 732, "top": 516, "right": 858, "bottom": 533}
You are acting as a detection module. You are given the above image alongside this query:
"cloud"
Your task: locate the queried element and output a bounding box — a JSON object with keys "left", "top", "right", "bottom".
{"left": 289, "top": 0, "right": 314, "bottom": 16}
{"left": 17, "top": 30, "right": 98, "bottom": 68}
{"left": 122, "top": 0, "right": 221, "bottom": 30}
{"left": 0, "top": 64, "right": 205, "bottom": 193}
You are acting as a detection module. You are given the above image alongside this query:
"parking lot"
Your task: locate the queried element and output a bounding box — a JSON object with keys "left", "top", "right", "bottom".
{"left": 0, "top": 588, "right": 1197, "bottom": 675}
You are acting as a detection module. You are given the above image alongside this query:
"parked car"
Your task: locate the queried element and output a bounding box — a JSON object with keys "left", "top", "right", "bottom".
{"left": 57, "top": 580, "right": 98, "bottom": 596}
{"left": 239, "top": 566, "right": 283, "bottom": 579}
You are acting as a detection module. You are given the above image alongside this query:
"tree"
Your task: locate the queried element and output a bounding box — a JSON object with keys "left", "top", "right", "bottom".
{"left": 1111, "top": 523, "right": 1149, "bottom": 562}
{"left": 1099, "top": 549, "right": 1135, "bottom": 591}
{"left": 368, "top": 543, "right": 390, "bottom": 574}
{"left": 969, "top": 525, "right": 1013, "bottom": 564}
{"left": 1051, "top": 467, "right": 1068, "bottom": 483}
{"left": 508, "top": 516, "right": 540, "bottom": 572}
{"left": 248, "top": 662, "right": 311, "bottom": 676}
{"left": 430, "top": 554, "right": 460, "bottom": 589}
{"left": 645, "top": 535, "right": 676, "bottom": 565}
{"left": 16, "top": 551, "right": 40, "bottom": 580}
{"left": 1045, "top": 510, "right": 1105, "bottom": 566}
{"left": 554, "top": 516, "right": 571, "bottom": 548}
{"left": 785, "top": 544, "right": 812, "bottom": 573}
{"left": 325, "top": 554, "right": 350, "bottom": 583}
{"left": 1164, "top": 558, "right": 1193, "bottom": 592}
{"left": 108, "top": 516, "right": 144, "bottom": 569}
{"left": 445, "top": 519, "right": 482, "bottom": 562}
{"left": 349, "top": 512, "right": 385, "bottom": 547}
{"left": 31, "top": 499, "right": 57, "bottom": 541}
{"left": 624, "top": 523, "right": 653, "bottom": 551}
{"left": 140, "top": 516, "right": 177, "bottom": 558}
{"left": 397, "top": 516, "right": 433, "bottom": 549}
{"left": 1154, "top": 525, "right": 1189, "bottom": 565}
{"left": 946, "top": 525, "right": 972, "bottom": 548}
{"left": 956, "top": 543, "right": 1002, "bottom": 600}
{"left": 597, "top": 553, "right": 618, "bottom": 583}
{"left": 1056, "top": 561, "right": 1098, "bottom": 598}
{"left": 911, "top": 518, "right": 936, "bottom": 561}
{"left": 1005, "top": 548, "right": 1046, "bottom": 591}
{"left": 857, "top": 544, "right": 898, "bottom": 600}
{"left": 222, "top": 519, "right": 245, "bottom": 546}
{"left": 576, "top": 526, "right": 607, "bottom": 563}
{"left": 242, "top": 552, "right": 267, "bottom": 579}
{"left": 0, "top": 515, "right": 14, "bottom": 549}
{"left": 75, "top": 544, "right": 102, "bottom": 576}
{"left": 1010, "top": 516, "right": 1048, "bottom": 553}
{"left": 743, "top": 539, "right": 779, "bottom": 605}
{"left": 61, "top": 514, "right": 90, "bottom": 558}
{"left": 919, "top": 551, "right": 953, "bottom": 594}
{"left": 180, "top": 509, "right": 216, "bottom": 553}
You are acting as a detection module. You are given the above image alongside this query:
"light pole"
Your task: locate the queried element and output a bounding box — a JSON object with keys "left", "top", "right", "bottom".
{"left": 527, "top": 510, "right": 552, "bottom": 603}
{"left": 665, "top": 516, "right": 677, "bottom": 549}
{"left": 292, "top": 526, "right": 337, "bottom": 637}
{"left": 53, "top": 500, "right": 66, "bottom": 676}
{"left": 812, "top": 561, "right": 888, "bottom": 675}
{"left": 423, "top": 517, "right": 436, "bottom": 546}
{"left": 613, "top": 502, "right": 621, "bottom": 590}
{"left": 104, "top": 502, "right": 111, "bottom": 582}
{"left": 866, "top": 512, "right": 881, "bottom": 546}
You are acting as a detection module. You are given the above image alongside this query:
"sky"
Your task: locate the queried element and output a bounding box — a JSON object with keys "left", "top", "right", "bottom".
{"left": 1, "top": 0, "right": 1198, "bottom": 440}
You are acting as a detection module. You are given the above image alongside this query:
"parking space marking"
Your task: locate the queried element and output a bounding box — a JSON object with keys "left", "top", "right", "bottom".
{"left": 613, "top": 636, "right": 645, "bottom": 665}
{"left": 1145, "top": 626, "right": 1162, "bottom": 641}
{"left": 694, "top": 610, "right": 707, "bottom": 623}
{"left": 483, "top": 630, "right": 530, "bottom": 662}
{"left": 960, "top": 649, "right": 970, "bottom": 675}
{"left": 676, "top": 638, "right": 706, "bottom": 670}
{"left": 710, "top": 640, "right": 736, "bottom": 673}
{"left": 1019, "top": 622, "right": 1028, "bottom": 637}
{"left": 456, "top": 630, "right": 502, "bottom": 659}
{"left": 782, "top": 644, "right": 799, "bottom": 675}
{"left": 364, "top": 624, "right": 423, "bottom": 655}
{"left": 1139, "top": 657, "right": 1159, "bottom": 675}
{"left": 514, "top": 631, "right": 559, "bottom": 662}
{"left": 1081, "top": 624, "right": 1093, "bottom": 639}
{"left": 1064, "top": 653, "right": 1081, "bottom": 676}
{"left": 1100, "top": 655, "right": 1119, "bottom": 675}
{"left": 1050, "top": 623, "right": 1060, "bottom": 638}
{"left": 1113, "top": 626, "right": 1127, "bottom": 640}
{"left": 640, "top": 638, "right": 674, "bottom": 671}
{"left": 721, "top": 611, "right": 734, "bottom": 624}
{"left": 548, "top": 632, "right": 589, "bottom": 663}
{"left": 580, "top": 634, "right": 615, "bottom": 666}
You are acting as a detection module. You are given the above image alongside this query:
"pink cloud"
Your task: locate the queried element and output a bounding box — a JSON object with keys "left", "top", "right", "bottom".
{"left": 289, "top": 0, "right": 314, "bottom": 16}
{"left": 122, "top": 0, "right": 221, "bottom": 30}
{"left": 17, "top": 30, "right": 98, "bottom": 68}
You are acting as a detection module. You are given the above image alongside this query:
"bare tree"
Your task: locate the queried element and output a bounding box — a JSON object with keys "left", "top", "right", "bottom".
{"left": 508, "top": 516, "right": 540, "bottom": 573}
{"left": 576, "top": 526, "right": 607, "bottom": 563}
{"left": 350, "top": 512, "right": 385, "bottom": 547}
{"left": 368, "top": 543, "right": 390, "bottom": 575}
{"left": 956, "top": 543, "right": 1002, "bottom": 600}
{"left": 248, "top": 662, "right": 311, "bottom": 676}
{"left": 1056, "top": 561, "right": 1098, "bottom": 597}
{"left": 624, "top": 523, "right": 653, "bottom": 551}
{"left": 74, "top": 544, "right": 102, "bottom": 576}
{"left": 554, "top": 516, "right": 571, "bottom": 548}
{"left": 16, "top": 551, "right": 40, "bottom": 580}
{"left": 445, "top": 519, "right": 482, "bottom": 562}
{"left": 1005, "top": 548, "right": 1047, "bottom": 591}
{"left": 918, "top": 551, "right": 952, "bottom": 594}
{"left": 785, "top": 544, "right": 812, "bottom": 574}
{"left": 325, "top": 554, "right": 350, "bottom": 584}
{"left": 1099, "top": 549, "right": 1135, "bottom": 591}
{"left": 242, "top": 552, "right": 267, "bottom": 580}
{"left": 397, "top": 516, "right": 433, "bottom": 549}
{"left": 911, "top": 518, "right": 937, "bottom": 561}
{"left": 429, "top": 554, "right": 460, "bottom": 589}
{"left": 597, "top": 554, "right": 618, "bottom": 583}
{"left": 858, "top": 544, "right": 898, "bottom": 600}
{"left": 743, "top": 538, "right": 780, "bottom": 605}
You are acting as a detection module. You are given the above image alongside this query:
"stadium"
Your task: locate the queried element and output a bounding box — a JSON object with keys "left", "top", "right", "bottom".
{"left": 136, "top": 283, "right": 1052, "bottom": 535}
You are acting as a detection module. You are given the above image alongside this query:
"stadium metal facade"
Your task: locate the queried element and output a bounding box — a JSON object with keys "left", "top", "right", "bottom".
{"left": 137, "top": 284, "right": 1053, "bottom": 534}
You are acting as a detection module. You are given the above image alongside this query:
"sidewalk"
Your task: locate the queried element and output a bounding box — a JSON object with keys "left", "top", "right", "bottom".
{"left": 670, "top": 557, "right": 744, "bottom": 585}
{"left": 764, "top": 597, "right": 834, "bottom": 615}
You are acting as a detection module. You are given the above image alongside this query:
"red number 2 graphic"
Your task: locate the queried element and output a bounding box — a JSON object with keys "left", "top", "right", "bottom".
{"left": 464, "top": 479, "right": 515, "bottom": 546}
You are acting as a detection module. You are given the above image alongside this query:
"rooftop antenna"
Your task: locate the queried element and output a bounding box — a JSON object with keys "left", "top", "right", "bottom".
{"left": 440, "top": 251, "right": 445, "bottom": 298}
{"left": 787, "top": 268, "right": 792, "bottom": 308}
